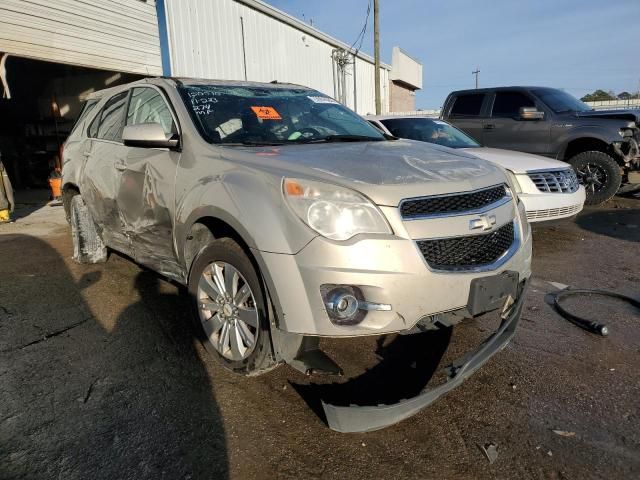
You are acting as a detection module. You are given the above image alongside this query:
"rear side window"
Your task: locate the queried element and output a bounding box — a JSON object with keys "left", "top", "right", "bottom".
{"left": 450, "top": 94, "right": 485, "bottom": 117}
{"left": 89, "top": 91, "right": 129, "bottom": 142}
{"left": 126, "top": 87, "right": 176, "bottom": 135}
{"left": 492, "top": 92, "right": 535, "bottom": 118}
{"left": 69, "top": 99, "right": 99, "bottom": 138}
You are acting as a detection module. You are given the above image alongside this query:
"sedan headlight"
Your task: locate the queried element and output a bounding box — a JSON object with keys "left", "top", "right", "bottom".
{"left": 283, "top": 178, "right": 392, "bottom": 241}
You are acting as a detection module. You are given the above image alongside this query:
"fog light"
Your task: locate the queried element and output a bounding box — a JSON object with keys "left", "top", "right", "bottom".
{"left": 331, "top": 291, "right": 359, "bottom": 319}
{"left": 321, "top": 285, "right": 392, "bottom": 326}
{"left": 322, "top": 285, "right": 365, "bottom": 325}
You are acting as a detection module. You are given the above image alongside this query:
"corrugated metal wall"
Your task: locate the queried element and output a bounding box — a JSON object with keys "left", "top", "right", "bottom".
{"left": 0, "top": 0, "right": 161, "bottom": 75}
{"left": 164, "top": 0, "right": 389, "bottom": 114}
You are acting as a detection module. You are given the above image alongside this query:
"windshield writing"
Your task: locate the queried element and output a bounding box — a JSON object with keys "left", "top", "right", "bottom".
{"left": 180, "top": 85, "right": 385, "bottom": 145}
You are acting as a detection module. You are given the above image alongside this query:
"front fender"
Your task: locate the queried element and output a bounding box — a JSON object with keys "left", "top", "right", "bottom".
{"left": 174, "top": 169, "right": 316, "bottom": 269}
{"left": 553, "top": 125, "right": 618, "bottom": 159}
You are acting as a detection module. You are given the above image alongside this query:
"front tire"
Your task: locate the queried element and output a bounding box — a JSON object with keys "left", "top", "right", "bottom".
{"left": 569, "top": 151, "right": 622, "bottom": 205}
{"left": 70, "top": 195, "right": 107, "bottom": 263}
{"left": 188, "top": 237, "right": 278, "bottom": 376}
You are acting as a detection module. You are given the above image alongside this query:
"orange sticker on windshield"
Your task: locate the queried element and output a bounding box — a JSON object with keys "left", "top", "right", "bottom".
{"left": 251, "top": 106, "right": 282, "bottom": 120}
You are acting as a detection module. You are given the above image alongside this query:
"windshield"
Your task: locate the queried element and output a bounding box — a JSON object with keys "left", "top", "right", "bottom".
{"left": 179, "top": 84, "right": 385, "bottom": 145}
{"left": 380, "top": 118, "right": 481, "bottom": 148}
{"left": 531, "top": 88, "right": 592, "bottom": 113}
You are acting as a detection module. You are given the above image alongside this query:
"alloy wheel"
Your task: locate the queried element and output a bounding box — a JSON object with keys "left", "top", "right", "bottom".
{"left": 197, "top": 262, "right": 259, "bottom": 361}
{"left": 576, "top": 163, "right": 608, "bottom": 194}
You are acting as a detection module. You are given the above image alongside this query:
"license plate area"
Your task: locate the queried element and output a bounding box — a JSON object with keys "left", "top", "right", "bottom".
{"left": 466, "top": 270, "right": 519, "bottom": 317}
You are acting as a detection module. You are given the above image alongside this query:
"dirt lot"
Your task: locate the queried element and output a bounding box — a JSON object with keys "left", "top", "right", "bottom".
{"left": 1, "top": 194, "right": 638, "bottom": 480}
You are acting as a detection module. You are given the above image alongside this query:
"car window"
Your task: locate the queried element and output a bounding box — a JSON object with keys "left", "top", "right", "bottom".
{"left": 450, "top": 94, "right": 485, "bottom": 117}
{"left": 492, "top": 91, "right": 535, "bottom": 118}
{"left": 178, "top": 84, "right": 384, "bottom": 145}
{"left": 69, "top": 99, "right": 99, "bottom": 138}
{"left": 126, "top": 87, "right": 176, "bottom": 135}
{"left": 91, "top": 91, "right": 128, "bottom": 142}
{"left": 380, "top": 118, "right": 481, "bottom": 148}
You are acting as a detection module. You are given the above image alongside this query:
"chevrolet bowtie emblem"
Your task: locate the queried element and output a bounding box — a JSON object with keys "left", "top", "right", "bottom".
{"left": 469, "top": 214, "right": 497, "bottom": 231}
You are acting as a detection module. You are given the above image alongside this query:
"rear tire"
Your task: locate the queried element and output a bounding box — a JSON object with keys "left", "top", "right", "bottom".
{"left": 569, "top": 151, "right": 622, "bottom": 205}
{"left": 188, "top": 237, "right": 278, "bottom": 376}
{"left": 70, "top": 195, "right": 107, "bottom": 264}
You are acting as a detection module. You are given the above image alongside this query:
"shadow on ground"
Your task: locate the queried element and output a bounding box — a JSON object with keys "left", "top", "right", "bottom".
{"left": 576, "top": 208, "right": 640, "bottom": 243}
{"left": 0, "top": 235, "right": 228, "bottom": 479}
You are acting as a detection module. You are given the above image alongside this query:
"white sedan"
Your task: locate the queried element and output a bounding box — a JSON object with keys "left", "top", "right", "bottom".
{"left": 367, "top": 115, "right": 586, "bottom": 223}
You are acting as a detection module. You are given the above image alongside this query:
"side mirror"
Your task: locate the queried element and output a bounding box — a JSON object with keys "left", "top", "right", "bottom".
{"left": 123, "top": 123, "right": 179, "bottom": 149}
{"left": 519, "top": 107, "right": 544, "bottom": 121}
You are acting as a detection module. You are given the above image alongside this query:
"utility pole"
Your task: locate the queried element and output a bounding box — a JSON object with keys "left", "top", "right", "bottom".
{"left": 374, "top": 0, "right": 381, "bottom": 114}
{"left": 472, "top": 68, "right": 480, "bottom": 89}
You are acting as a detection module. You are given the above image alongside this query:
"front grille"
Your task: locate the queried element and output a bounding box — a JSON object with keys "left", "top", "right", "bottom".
{"left": 416, "top": 222, "right": 515, "bottom": 270}
{"left": 528, "top": 169, "right": 579, "bottom": 193}
{"left": 526, "top": 203, "right": 582, "bottom": 221}
{"left": 400, "top": 184, "right": 507, "bottom": 219}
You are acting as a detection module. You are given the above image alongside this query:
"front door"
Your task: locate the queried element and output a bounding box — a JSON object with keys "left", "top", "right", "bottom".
{"left": 117, "top": 86, "right": 182, "bottom": 280}
{"left": 483, "top": 91, "right": 550, "bottom": 155}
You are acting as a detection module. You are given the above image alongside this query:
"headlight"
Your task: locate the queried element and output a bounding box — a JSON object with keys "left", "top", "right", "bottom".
{"left": 283, "top": 178, "right": 392, "bottom": 241}
{"left": 505, "top": 170, "right": 522, "bottom": 194}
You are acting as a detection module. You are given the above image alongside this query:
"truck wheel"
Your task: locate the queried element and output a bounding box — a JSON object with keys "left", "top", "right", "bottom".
{"left": 188, "top": 237, "right": 278, "bottom": 376}
{"left": 569, "top": 151, "right": 622, "bottom": 205}
{"left": 70, "top": 195, "right": 107, "bottom": 263}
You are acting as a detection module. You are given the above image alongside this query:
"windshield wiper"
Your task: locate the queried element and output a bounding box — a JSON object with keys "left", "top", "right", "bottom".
{"left": 293, "top": 134, "right": 385, "bottom": 143}
{"left": 221, "top": 140, "right": 285, "bottom": 146}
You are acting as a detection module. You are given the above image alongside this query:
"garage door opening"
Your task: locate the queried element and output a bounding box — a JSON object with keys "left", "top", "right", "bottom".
{"left": 0, "top": 55, "right": 141, "bottom": 202}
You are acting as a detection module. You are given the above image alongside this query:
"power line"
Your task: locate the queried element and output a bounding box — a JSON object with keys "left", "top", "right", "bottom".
{"left": 347, "top": 0, "right": 372, "bottom": 56}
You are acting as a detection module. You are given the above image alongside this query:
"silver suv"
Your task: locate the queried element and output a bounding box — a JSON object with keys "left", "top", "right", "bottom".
{"left": 62, "top": 78, "right": 532, "bottom": 432}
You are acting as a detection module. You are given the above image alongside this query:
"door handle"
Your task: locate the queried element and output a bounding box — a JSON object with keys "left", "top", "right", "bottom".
{"left": 483, "top": 124, "right": 495, "bottom": 130}
{"left": 83, "top": 151, "right": 93, "bottom": 157}
{"left": 114, "top": 161, "right": 127, "bottom": 171}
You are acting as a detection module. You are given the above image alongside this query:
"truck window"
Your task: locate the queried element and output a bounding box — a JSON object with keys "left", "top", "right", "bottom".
{"left": 491, "top": 92, "right": 535, "bottom": 118}
{"left": 450, "top": 94, "right": 485, "bottom": 117}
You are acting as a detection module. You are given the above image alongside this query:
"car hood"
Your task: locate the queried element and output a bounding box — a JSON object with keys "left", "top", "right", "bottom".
{"left": 221, "top": 139, "right": 507, "bottom": 206}
{"left": 460, "top": 147, "right": 569, "bottom": 174}
{"left": 576, "top": 109, "right": 640, "bottom": 124}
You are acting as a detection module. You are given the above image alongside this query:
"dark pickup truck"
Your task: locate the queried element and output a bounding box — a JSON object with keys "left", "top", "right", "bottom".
{"left": 441, "top": 87, "right": 640, "bottom": 204}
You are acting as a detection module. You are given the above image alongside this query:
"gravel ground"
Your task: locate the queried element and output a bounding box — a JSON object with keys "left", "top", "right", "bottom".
{"left": 0, "top": 196, "right": 638, "bottom": 480}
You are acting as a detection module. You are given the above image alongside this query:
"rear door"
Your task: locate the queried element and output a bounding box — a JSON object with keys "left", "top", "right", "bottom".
{"left": 81, "top": 90, "right": 132, "bottom": 255}
{"left": 445, "top": 93, "right": 488, "bottom": 143}
{"left": 118, "top": 86, "right": 182, "bottom": 279}
{"left": 484, "top": 90, "right": 550, "bottom": 154}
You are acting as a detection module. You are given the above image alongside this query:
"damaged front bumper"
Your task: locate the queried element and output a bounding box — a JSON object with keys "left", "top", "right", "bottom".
{"left": 322, "top": 277, "right": 529, "bottom": 433}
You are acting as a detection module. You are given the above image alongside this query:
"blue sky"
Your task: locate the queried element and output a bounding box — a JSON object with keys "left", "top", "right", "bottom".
{"left": 267, "top": 0, "right": 640, "bottom": 109}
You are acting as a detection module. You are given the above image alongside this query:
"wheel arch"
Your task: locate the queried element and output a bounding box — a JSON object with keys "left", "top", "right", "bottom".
{"left": 182, "top": 212, "right": 287, "bottom": 331}
{"left": 183, "top": 214, "right": 257, "bottom": 279}
{"left": 560, "top": 136, "right": 616, "bottom": 162}
{"left": 61, "top": 182, "right": 81, "bottom": 222}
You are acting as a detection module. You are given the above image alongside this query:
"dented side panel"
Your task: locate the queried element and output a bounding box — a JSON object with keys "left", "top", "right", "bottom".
{"left": 80, "top": 139, "right": 132, "bottom": 256}
{"left": 118, "top": 147, "right": 183, "bottom": 281}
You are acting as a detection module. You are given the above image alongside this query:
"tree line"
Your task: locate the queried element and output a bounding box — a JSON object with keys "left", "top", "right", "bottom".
{"left": 580, "top": 89, "right": 640, "bottom": 102}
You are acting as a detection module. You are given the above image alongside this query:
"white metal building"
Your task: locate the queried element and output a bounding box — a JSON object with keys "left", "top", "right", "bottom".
{"left": 162, "top": 0, "right": 392, "bottom": 114}
{"left": 0, "top": 0, "right": 162, "bottom": 75}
